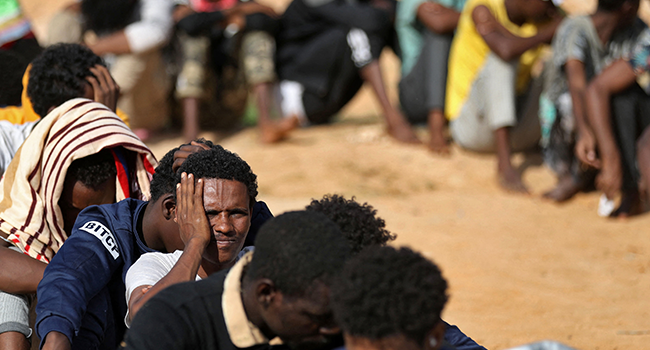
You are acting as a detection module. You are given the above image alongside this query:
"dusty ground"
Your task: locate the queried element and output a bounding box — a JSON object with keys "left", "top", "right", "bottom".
{"left": 17, "top": 0, "right": 650, "bottom": 349}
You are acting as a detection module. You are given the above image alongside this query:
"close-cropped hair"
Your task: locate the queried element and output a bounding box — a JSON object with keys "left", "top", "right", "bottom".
{"left": 598, "top": 0, "right": 639, "bottom": 12}
{"left": 81, "top": 0, "right": 138, "bottom": 35}
{"left": 175, "top": 143, "right": 258, "bottom": 205}
{"left": 27, "top": 43, "right": 104, "bottom": 117}
{"left": 331, "top": 246, "right": 449, "bottom": 343}
{"left": 246, "top": 211, "right": 352, "bottom": 297}
{"left": 67, "top": 149, "right": 117, "bottom": 190}
{"left": 150, "top": 139, "right": 214, "bottom": 201}
{"left": 305, "top": 194, "right": 396, "bottom": 253}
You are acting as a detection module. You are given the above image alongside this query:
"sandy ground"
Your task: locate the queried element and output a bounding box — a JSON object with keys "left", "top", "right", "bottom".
{"left": 16, "top": 0, "right": 650, "bottom": 349}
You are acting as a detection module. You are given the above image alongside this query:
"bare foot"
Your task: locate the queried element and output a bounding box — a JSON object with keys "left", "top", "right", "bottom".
{"left": 612, "top": 190, "right": 641, "bottom": 219}
{"left": 543, "top": 175, "right": 581, "bottom": 202}
{"left": 498, "top": 166, "right": 529, "bottom": 194}
{"left": 259, "top": 116, "right": 299, "bottom": 144}
{"left": 428, "top": 132, "right": 450, "bottom": 155}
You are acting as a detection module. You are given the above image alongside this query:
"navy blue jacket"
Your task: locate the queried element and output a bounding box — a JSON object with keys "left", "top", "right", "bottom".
{"left": 36, "top": 199, "right": 273, "bottom": 350}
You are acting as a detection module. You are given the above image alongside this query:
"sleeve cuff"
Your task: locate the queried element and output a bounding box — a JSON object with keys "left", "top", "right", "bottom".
{"left": 36, "top": 315, "right": 75, "bottom": 349}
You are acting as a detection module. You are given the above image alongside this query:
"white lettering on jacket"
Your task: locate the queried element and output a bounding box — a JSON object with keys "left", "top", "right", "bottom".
{"left": 79, "top": 221, "right": 120, "bottom": 259}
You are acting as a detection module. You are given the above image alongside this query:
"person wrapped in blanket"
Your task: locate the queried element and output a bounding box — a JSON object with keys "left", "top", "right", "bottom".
{"left": 0, "top": 44, "right": 155, "bottom": 350}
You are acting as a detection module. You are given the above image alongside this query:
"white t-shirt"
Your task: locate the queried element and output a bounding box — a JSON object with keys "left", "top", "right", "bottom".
{"left": 124, "top": 246, "right": 254, "bottom": 326}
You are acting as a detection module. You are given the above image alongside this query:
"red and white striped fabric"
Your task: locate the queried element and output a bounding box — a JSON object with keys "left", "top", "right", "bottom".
{"left": 0, "top": 98, "right": 157, "bottom": 263}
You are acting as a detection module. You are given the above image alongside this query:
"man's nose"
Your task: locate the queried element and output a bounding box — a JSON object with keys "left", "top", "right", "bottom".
{"left": 212, "top": 213, "right": 234, "bottom": 234}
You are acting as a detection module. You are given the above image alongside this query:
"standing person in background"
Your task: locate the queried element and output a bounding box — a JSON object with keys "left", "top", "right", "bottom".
{"left": 396, "top": 0, "right": 466, "bottom": 155}
{"left": 539, "top": 0, "right": 643, "bottom": 202}
{"left": 445, "top": 0, "right": 561, "bottom": 193}
{"left": 171, "top": 0, "right": 279, "bottom": 141}
{"left": 45, "top": 0, "right": 175, "bottom": 141}
{"left": 268, "top": 0, "right": 421, "bottom": 144}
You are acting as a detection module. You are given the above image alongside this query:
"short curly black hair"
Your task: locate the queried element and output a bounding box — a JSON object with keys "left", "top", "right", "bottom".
{"left": 175, "top": 143, "right": 258, "bottom": 206}
{"left": 305, "top": 194, "right": 396, "bottom": 253}
{"left": 150, "top": 139, "right": 215, "bottom": 201}
{"left": 28, "top": 43, "right": 104, "bottom": 117}
{"left": 246, "top": 211, "right": 351, "bottom": 297}
{"left": 81, "top": 0, "right": 138, "bottom": 35}
{"left": 0, "top": 50, "right": 28, "bottom": 106}
{"left": 67, "top": 149, "right": 117, "bottom": 190}
{"left": 331, "top": 246, "right": 448, "bottom": 343}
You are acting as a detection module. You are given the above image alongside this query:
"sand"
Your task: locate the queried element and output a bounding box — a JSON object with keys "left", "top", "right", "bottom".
{"left": 17, "top": 0, "right": 650, "bottom": 349}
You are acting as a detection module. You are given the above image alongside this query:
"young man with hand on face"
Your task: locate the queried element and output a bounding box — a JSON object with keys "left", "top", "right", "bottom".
{"left": 35, "top": 141, "right": 272, "bottom": 350}
{"left": 120, "top": 210, "right": 351, "bottom": 350}
{"left": 124, "top": 143, "right": 261, "bottom": 325}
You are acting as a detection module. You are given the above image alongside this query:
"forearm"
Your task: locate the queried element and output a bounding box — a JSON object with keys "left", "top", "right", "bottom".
{"left": 88, "top": 31, "right": 132, "bottom": 56}
{"left": 418, "top": 5, "right": 460, "bottom": 34}
{"left": 0, "top": 245, "right": 46, "bottom": 294}
{"left": 360, "top": 60, "right": 393, "bottom": 113}
{"left": 586, "top": 84, "right": 620, "bottom": 165}
{"left": 42, "top": 331, "right": 71, "bottom": 350}
{"left": 129, "top": 240, "right": 205, "bottom": 319}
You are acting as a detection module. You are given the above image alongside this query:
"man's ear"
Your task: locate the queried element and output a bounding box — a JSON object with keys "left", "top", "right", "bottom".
{"left": 423, "top": 321, "right": 446, "bottom": 350}
{"left": 161, "top": 194, "right": 176, "bottom": 220}
{"left": 255, "top": 278, "right": 279, "bottom": 310}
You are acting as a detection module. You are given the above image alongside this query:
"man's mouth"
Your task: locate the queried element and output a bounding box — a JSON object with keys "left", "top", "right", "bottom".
{"left": 214, "top": 236, "right": 237, "bottom": 247}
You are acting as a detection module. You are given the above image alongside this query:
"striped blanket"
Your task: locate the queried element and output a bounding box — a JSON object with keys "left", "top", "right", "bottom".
{"left": 0, "top": 98, "right": 157, "bottom": 263}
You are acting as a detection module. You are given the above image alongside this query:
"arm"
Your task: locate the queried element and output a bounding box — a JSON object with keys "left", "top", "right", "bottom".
{"left": 36, "top": 213, "right": 124, "bottom": 350}
{"left": 120, "top": 288, "right": 195, "bottom": 350}
{"left": 565, "top": 59, "right": 599, "bottom": 168}
{"left": 89, "top": 0, "right": 174, "bottom": 55}
{"left": 472, "top": 5, "right": 559, "bottom": 62}
{"left": 0, "top": 243, "right": 45, "bottom": 294}
{"left": 585, "top": 60, "right": 637, "bottom": 198}
{"left": 417, "top": 2, "right": 461, "bottom": 34}
{"left": 127, "top": 173, "right": 210, "bottom": 323}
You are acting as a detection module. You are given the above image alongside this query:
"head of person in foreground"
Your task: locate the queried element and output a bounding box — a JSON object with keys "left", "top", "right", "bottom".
{"left": 173, "top": 142, "right": 258, "bottom": 269}
{"left": 331, "top": 246, "right": 449, "bottom": 350}
{"left": 241, "top": 210, "right": 352, "bottom": 347}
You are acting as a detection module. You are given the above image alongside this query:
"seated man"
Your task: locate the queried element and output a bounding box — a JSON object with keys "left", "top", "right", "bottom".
{"left": 540, "top": 0, "right": 643, "bottom": 202}
{"left": 46, "top": 0, "right": 175, "bottom": 139}
{"left": 268, "top": 0, "right": 419, "bottom": 144}
{"left": 445, "top": 0, "right": 560, "bottom": 192}
{"left": 120, "top": 210, "right": 351, "bottom": 350}
{"left": 582, "top": 28, "right": 650, "bottom": 216}
{"left": 172, "top": 0, "right": 280, "bottom": 141}
{"left": 331, "top": 246, "right": 451, "bottom": 350}
{"left": 396, "top": 0, "right": 466, "bottom": 154}
{"left": 124, "top": 142, "right": 262, "bottom": 324}
{"left": 35, "top": 142, "right": 272, "bottom": 350}
{"left": 0, "top": 48, "right": 155, "bottom": 349}
{"left": 306, "top": 194, "right": 486, "bottom": 350}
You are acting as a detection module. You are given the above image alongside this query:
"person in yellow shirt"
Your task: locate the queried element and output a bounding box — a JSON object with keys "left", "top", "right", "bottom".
{"left": 445, "top": 0, "right": 561, "bottom": 193}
